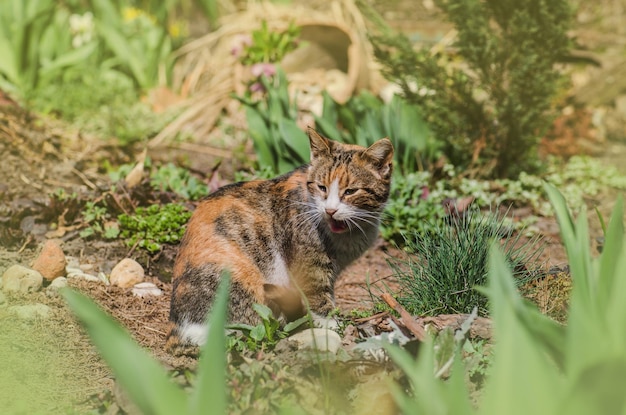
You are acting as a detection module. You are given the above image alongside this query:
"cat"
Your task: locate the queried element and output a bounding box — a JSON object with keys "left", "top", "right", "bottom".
{"left": 166, "top": 127, "right": 393, "bottom": 349}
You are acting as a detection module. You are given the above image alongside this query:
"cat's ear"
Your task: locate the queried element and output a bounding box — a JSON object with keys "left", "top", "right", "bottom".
{"left": 307, "top": 127, "right": 332, "bottom": 162}
{"left": 364, "top": 138, "right": 394, "bottom": 179}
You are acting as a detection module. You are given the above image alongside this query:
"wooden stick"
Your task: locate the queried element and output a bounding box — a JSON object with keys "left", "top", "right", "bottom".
{"left": 381, "top": 293, "right": 426, "bottom": 341}
{"left": 353, "top": 311, "right": 390, "bottom": 323}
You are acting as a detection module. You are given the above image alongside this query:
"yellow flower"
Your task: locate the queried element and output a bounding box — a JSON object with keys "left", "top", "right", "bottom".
{"left": 122, "top": 7, "right": 141, "bottom": 22}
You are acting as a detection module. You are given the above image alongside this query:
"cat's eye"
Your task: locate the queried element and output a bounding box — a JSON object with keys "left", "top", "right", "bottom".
{"left": 343, "top": 188, "right": 358, "bottom": 196}
{"left": 317, "top": 184, "right": 327, "bottom": 193}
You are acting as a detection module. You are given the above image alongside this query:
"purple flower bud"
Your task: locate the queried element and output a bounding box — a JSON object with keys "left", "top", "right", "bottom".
{"left": 250, "top": 62, "right": 276, "bottom": 78}
{"left": 249, "top": 82, "right": 265, "bottom": 93}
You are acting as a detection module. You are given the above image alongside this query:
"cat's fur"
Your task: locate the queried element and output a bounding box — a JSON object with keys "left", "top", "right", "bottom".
{"left": 166, "top": 128, "right": 393, "bottom": 348}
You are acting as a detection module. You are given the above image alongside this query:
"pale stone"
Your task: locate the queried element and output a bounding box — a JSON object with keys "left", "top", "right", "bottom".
{"left": 31, "top": 240, "right": 67, "bottom": 281}
{"left": 132, "top": 282, "right": 162, "bottom": 298}
{"left": 66, "top": 267, "right": 104, "bottom": 283}
{"left": 1, "top": 265, "right": 43, "bottom": 293}
{"left": 109, "top": 258, "right": 144, "bottom": 288}
{"left": 46, "top": 277, "right": 68, "bottom": 297}
{"left": 286, "top": 328, "right": 342, "bottom": 353}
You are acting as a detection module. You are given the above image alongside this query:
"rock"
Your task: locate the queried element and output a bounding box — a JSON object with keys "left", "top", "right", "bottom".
{"left": 132, "top": 282, "right": 162, "bottom": 298}
{"left": 109, "top": 258, "right": 144, "bottom": 288}
{"left": 0, "top": 291, "right": 6, "bottom": 305}
{"left": 9, "top": 303, "right": 52, "bottom": 320}
{"left": 1, "top": 265, "right": 43, "bottom": 293}
{"left": 46, "top": 277, "right": 68, "bottom": 297}
{"left": 285, "top": 328, "right": 342, "bottom": 353}
{"left": 66, "top": 267, "right": 104, "bottom": 283}
{"left": 31, "top": 239, "right": 67, "bottom": 281}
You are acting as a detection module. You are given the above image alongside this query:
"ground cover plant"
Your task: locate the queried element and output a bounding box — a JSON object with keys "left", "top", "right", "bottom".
{"left": 380, "top": 155, "right": 626, "bottom": 244}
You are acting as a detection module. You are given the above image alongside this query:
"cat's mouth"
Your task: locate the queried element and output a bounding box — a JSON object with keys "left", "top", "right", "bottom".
{"left": 327, "top": 217, "right": 349, "bottom": 233}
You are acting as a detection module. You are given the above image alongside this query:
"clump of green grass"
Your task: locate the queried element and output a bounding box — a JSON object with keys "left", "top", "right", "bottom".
{"left": 118, "top": 203, "right": 191, "bottom": 253}
{"left": 389, "top": 207, "right": 544, "bottom": 316}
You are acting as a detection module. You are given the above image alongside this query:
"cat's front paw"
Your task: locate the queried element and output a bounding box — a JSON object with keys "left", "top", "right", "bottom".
{"left": 311, "top": 313, "right": 340, "bottom": 331}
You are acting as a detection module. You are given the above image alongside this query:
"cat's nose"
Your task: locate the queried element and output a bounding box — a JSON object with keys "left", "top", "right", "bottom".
{"left": 325, "top": 208, "right": 337, "bottom": 217}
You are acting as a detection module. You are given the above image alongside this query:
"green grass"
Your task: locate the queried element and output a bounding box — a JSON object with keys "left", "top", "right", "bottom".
{"left": 389, "top": 207, "right": 544, "bottom": 316}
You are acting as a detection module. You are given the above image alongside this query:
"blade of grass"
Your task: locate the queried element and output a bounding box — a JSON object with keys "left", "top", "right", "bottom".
{"left": 190, "top": 273, "right": 230, "bottom": 415}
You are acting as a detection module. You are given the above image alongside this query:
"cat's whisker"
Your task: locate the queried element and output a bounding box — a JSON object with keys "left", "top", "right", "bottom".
{"left": 345, "top": 217, "right": 368, "bottom": 239}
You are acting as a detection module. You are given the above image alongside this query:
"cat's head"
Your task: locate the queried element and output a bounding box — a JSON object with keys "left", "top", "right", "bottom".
{"left": 305, "top": 127, "right": 394, "bottom": 234}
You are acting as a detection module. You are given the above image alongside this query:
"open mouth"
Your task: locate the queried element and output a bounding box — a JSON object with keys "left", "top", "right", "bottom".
{"left": 328, "top": 217, "right": 349, "bottom": 233}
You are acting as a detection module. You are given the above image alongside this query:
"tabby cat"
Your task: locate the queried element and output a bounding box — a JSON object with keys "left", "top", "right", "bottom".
{"left": 166, "top": 127, "right": 393, "bottom": 348}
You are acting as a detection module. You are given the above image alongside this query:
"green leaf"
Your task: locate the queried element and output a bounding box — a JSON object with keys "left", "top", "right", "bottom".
{"left": 278, "top": 119, "right": 309, "bottom": 164}
{"left": 596, "top": 196, "right": 623, "bottom": 310}
{"left": 250, "top": 324, "right": 267, "bottom": 342}
{"left": 195, "top": 0, "right": 220, "bottom": 26}
{"left": 480, "top": 244, "right": 562, "bottom": 415}
{"left": 190, "top": 273, "right": 230, "bottom": 415}
{"left": 284, "top": 315, "right": 309, "bottom": 332}
{"left": 40, "top": 42, "right": 97, "bottom": 75}
{"left": 245, "top": 106, "right": 275, "bottom": 170}
{"left": 252, "top": 303, "right": 273, "bottom": 321}
{"left": 226, "top": 323, "right": 256, "bottom": 332}
{"left": 97, "top": 24, "right": 147, "bottom": 88}
{"left": 62, "top": 289, "right": 186, "bottom": 415}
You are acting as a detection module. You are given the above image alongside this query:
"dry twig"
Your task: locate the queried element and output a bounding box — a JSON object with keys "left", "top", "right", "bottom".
{"left": 381, "top": 293, "right": 426, "bottom": 341}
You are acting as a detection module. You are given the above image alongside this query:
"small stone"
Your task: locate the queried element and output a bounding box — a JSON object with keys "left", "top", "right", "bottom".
{"left": 65, "top": 256, "right": 81, "bottom": 269}
{"left": 9, "top": 303, "right": 52, "bottom": 320}
{"left": 31, "top": 239, "right": 67, "bottom": 281}
{"left": 132, "top": 282, "right": 162, "bottom": 298}
{"left": 66, "top": 267, "right": 105, "bottom": 283}
{"left": 110, "top": 258, "right": 144, "bottom": 288}
{"left": 286, "top": 328, "right": 342, "bottom": 353}
{"left": 1, "top": 265, "right": 43, "bottom": 293}
{"left": 46, "top": 277, "right": 68, "bottom": 297}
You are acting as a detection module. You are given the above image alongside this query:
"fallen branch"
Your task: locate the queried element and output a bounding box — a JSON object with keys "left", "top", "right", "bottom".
{"left": 381, "top": 293, "right": 426, "bottom": 341}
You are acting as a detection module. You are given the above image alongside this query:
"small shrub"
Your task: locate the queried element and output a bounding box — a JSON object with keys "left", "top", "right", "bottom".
{"left": 366, "top": 0, "right": 572, "bottom": 178}
{"left": 381, "top": 170, "right": 449, "bottom": 245}
{"left": 31, "top": 68, "right": 172, "bottom": 144}
{"left": 118, "top": 203, "right": 191, "bottom": 254}
{"left": 389, "top": 207, "right": 543, "bottom": 316}
{"left": 238, "top": 20, "right": 300, "bottom": 66}
{"left": 150, "top": 163, "right": 210, "bottom": 200}
{"left": 80, "top": 201, "right": 120, "bottom": 239}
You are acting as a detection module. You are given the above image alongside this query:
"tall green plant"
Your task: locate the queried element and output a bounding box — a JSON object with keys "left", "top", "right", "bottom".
{"left": 0, "top": 1, "right": 96, "bottom": 95}
{"left": 236, "top": 69, "right": 310, "bottom": 174}
{"left": 315, "top": 92, "right": 440, "bottom": 175}
{"left": 63, "top": 274, "right": 231, "bottom": 415}
{"left": 386, "top": 184, "right": 626, "bottom": 414}
{"left": 88, "top": 0, "right": 175, "bottom": 90}
{"left": 365, "top": 0, "right": 572, "bottom": 178}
